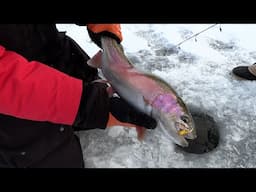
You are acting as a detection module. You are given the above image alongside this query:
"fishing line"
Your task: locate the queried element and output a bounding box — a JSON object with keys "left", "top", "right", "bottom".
{"left": 175, "top": 24, "right": 220, "bottom": 48}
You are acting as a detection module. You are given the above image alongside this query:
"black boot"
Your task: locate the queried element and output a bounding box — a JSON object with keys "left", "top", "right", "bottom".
{"left": 232, "top": 63, "right": 256, "bottom": 80}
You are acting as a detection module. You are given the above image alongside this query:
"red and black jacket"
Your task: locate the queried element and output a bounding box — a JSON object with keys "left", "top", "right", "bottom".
{"left": 0, "top": 24, "right": 121, "bottom": 167}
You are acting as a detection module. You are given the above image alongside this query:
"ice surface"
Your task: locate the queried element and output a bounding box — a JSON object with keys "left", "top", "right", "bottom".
{"left": 57, "top": 24, "right": 256, "bottom": 168}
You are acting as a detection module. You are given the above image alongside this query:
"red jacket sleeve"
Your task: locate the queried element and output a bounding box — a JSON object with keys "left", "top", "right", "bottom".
{"left": 0, "top": 45, "right": 82, "bottom": 125}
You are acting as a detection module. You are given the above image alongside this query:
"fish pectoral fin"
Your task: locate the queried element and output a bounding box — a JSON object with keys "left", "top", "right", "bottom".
{"left": 87, "top": 50, "right": 103, "bottom": 68}
{"left": 106, "top": 86, "right": 114, "bottom": 97}
{"left": 136, "top": 126, "right": 147, "bottom": 141}
{"left": 143, "top": 96, "right": 150, "bottom": 105}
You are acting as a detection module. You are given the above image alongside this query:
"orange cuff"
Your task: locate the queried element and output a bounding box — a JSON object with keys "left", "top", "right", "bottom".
{"left": 107, "top": 113, "right": 135, "bottom": 128}
{"left": 87, "top": 24, "right": 123, "bottom": 42}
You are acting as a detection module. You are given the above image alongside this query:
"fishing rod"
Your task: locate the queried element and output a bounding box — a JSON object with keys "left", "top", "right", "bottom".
{"left": 175, "top": 24, "right": 221, "bottom": 48}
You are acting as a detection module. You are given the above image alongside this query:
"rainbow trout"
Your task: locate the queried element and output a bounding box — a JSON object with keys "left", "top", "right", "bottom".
{"left": 88, "top": 37, "right": 196, "bottom": 147}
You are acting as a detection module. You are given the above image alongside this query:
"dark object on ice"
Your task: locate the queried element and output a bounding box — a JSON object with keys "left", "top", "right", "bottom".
{"left": 232, "top": 63, "right": 256, "bottom": 80}
{"left": 176, "top": 106, "right": 219, "bottom": 154}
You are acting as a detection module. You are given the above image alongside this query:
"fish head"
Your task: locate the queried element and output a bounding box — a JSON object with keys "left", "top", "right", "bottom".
{"left": 175, "top": 96, "right": 196, "bottom": 140}
{"left": 157, "top": 113, "right": 189, "bottom": 147}
{"left": 152, "top": 94, "right": 196, "bottom": 147}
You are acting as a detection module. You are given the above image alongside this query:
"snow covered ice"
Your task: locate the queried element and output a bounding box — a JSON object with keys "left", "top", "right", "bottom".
{"left": 57, "top": 24, "right": 256, "bottom": 168}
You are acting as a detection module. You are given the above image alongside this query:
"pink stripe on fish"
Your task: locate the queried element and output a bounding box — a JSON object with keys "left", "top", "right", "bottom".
{"left": 152, "top": 94, "right": 182, "bottom": 115}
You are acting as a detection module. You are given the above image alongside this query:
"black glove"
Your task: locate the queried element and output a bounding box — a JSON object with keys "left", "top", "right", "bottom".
{"left": 73, "top": 81, "right": 109, "bottom": 131}
{"left": 109, "top": 96, "right": 157, "bottom": 130}
{"left": 73, "top": 81, "right": 157, "bottom": 131}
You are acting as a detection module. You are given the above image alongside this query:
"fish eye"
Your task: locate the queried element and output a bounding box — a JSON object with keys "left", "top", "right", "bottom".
{"left": 181, "top": 115, "right": 189, "bottom": 124}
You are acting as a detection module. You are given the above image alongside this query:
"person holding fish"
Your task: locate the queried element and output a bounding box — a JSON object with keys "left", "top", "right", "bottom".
{"left": 0, "top": 24, "right": 157, "bottom": 168}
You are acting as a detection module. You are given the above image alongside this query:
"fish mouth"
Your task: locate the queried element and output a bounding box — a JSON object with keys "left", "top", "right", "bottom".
{"left": 175, "top": 122, "right": 193, "bottom": 137}
{"left": 158, "top": 121, "right": 189, "bottom": 147}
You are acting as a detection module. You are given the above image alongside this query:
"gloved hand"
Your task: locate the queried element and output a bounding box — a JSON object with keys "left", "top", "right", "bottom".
{"left": 109, "top": 96, "right": 157, "bottom": 129}
{"left": 87, "top": 24, "right": 123, "bottom": 48}
{"left": 72, "top": 81, "right": 157, "bottom": 131}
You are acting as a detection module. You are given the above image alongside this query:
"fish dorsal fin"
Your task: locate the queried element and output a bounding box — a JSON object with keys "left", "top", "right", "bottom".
{"left": 87, "top": 50, "right": 103, "bottom": 68}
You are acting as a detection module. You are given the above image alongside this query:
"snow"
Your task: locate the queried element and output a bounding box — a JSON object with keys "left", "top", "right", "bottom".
{"left": 56, "top": 24, "right": 256, "bottom": 168}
